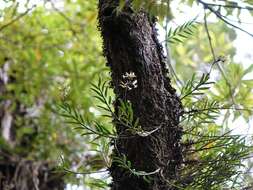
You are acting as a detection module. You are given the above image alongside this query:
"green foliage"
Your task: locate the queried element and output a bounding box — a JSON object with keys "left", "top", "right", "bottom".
{"left": 58, "top": 102, "right": 115, "bottom": 139}
{"left": 91, "top": 78, "right": 114, "bottom": 118}
{"left": 167, "top": 18, "right": 197, "bottom": 44}
{"left": 178, "top": 70, "right": 252, "bottom": 189}
{"left": 118, "top": 0, "right": 172, "bottom": 19}
{"left": 182, "top": 134, "right": 251, "bottom": 189}
{"left": 113, "top": 154, "right": 158, "bottom": 182}
{"left": 180, "top": 73, "right": 214, "bottom": 100}
{"left": 57, "top": 69, "right": 253, "bottom": 189}
{"left": 210, "top": 63, "right": 253, "bottom": 122}
{"left": 183, "top": 99, "right": 220, "bottom": 125}
{"left": 90, "top": 78, "right": 145, "bottom": 135}
{"left": 86, "top": 178, "right": 109, "bottom": 189}
{"left": 0, "top": 0, "right": 106, "bottom": 188}
{"left": 58, "top": 76, "right": 168, "bottom": 187}
{"left": 1, "top": 0, "right": 253, "bottom": 189}
{"left": 170, "top": 21, "right": 236, "bottom": 81}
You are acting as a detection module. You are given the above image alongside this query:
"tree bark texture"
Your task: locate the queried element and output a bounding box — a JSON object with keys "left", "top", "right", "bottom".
{"left": 98, "top": 1, "right": 184, "bottom": 190}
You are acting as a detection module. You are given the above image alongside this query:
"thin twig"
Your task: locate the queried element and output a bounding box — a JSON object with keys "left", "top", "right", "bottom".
{"left": 198, "top": 0, "right": 253, "bottom": 38}
{"left": 184, "top": 106, "right": 253, "bottom": 115}
{"left": 202, "top": 1, "right": 253, "bottom": 11}
{"left": 163, "top": 4, "right": 183, "bottom": 87}
{"left": 204, "top": 9, "right": 216, "bottom": 62}
{"left": 200, "top": 2, "right": 242, "bottom": 112}
{"left": 63, "top": 168, "right": 108, "bottom": 175}
{"left": 0, "top": 6, "right": 35, "bottom": 32}
{"left": 218, "top": 13, "right": 253, "bottom": 25}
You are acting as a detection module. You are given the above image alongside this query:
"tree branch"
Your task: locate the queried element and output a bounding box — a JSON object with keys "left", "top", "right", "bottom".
{"left": 201, "top": 1, "right": 253, "bottom": 11}
{"left": 198, "top": 0, "right": 253, "bottom": 38}
{"left": 0, "top": 6, "right": 35, "bottom": 32}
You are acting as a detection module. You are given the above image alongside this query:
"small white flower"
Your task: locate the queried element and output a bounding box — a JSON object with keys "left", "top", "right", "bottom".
{"left": 132, "top": 80, "right": 138, "bottom": 88}
{"left": 123, "top": 71, "right": 136, "bottom": 79}
{"left": 120, "top": 71, "right": 138, "bottom": 90}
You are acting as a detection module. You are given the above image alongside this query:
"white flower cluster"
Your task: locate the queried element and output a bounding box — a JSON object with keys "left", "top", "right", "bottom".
{"left": 120, "top": 71, "right": 138, "bottom": 90}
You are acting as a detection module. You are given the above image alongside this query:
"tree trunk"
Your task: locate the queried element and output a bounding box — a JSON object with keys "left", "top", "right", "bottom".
{"left": 98, "top": 1, "right": 184, "bottom": 190}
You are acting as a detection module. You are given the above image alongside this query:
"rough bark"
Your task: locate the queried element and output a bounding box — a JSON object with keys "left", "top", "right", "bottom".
{"left": 98, "top": 1, "right": 184, "bottom": 190}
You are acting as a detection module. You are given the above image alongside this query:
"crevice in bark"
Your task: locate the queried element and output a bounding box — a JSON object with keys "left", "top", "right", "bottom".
{"left": 98, "top": 1, "right": 184, "bottom": 190}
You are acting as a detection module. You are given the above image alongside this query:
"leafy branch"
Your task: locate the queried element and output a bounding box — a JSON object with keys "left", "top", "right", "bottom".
{"left": 180, "top": 73, "right": 214, "bottom": 100}
{"left": 91, "top": 78, "right": 157, "bottom": 137}
{"left": 58, "top": 102, "right": 115, "bottom": 139}
{"left": 0, "top": 5, "right": 35, "bottom": 32}
{"left": 113, "top": 154, "right": 160, "bottom": 182}
{"left": 182, "top": 99, "right": 220, "bottom": 127}
{"left": 118, "top": 0, "right": 169, "bottom": 19}
{"left": 91, "top": 78, "right": 136, "bottom": 130}
{"left": 58, "top": 155, "right": 108, "bottom": 175}
{"left": 180, "top": 134, "right": 252, "bottom": 189}
{"left": 167, "top": 18, "right": 197, "bottom": 44}
{"left": 91, "top": 78, "right": 114, "bottom": 118}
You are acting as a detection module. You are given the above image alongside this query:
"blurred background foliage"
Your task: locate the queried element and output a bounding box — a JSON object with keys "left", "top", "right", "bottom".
{"left": 0, "top": 0, "right": 253, "bottom": 189}
{"left": 0, "top": 0, "right": 108, "bottom": 188}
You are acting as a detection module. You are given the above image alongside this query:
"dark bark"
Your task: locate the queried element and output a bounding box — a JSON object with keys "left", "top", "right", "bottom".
{"left": 98, "top": 1, "right": 184, "bottom": 190}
